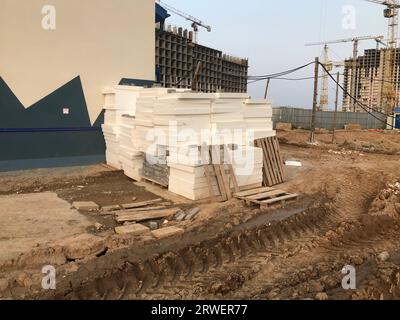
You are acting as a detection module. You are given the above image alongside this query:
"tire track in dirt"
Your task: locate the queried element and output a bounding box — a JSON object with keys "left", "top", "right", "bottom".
{"left": 31, "top": 174, "right": 400, "bottom": 301}
{"left": 35, "top": 204, "right": 341, "bottom": 300}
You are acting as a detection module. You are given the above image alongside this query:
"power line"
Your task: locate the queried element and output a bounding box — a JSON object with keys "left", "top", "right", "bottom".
{"left": 247, "top": 75, "right": 329, "bottom": 85}
{"left": 248, "top": 61, "right": 315, "bottom": 79}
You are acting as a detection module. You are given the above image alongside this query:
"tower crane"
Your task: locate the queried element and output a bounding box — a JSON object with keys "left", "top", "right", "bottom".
{"left": 364, "top": 0, "right": 400, "bottom": 113}
{"left": 364, "top": 0, "right": 400, "bottom": 48}
{"left": 155, "top": 0, "right": 212, "bottom": 43}
{"left": 306, "top": 35, "right": 384, "bottom": 111}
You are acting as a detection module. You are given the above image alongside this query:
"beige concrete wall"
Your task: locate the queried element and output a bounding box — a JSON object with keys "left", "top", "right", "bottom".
{"left": 0, "top": 0, "right": 155, "bottom": 123}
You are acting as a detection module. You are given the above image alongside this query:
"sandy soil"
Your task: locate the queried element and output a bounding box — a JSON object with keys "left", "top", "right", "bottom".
{"left": 1, "top": 131, "right": 400, "bottom": 300}
{"left": 278, "top": 129, "right": 400, "bottom": 155}
{"left": 0, "top": 193, "right": 92, "bottom": 264}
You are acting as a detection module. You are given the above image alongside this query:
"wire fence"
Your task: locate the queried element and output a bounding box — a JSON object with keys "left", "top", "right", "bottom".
{"left": 273, "top": 107, "right": 387, "bottom": 130}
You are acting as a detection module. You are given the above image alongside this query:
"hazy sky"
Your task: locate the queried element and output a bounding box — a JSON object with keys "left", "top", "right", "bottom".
{"left": 162, "top": 0, "right": 389, "bottom": 110}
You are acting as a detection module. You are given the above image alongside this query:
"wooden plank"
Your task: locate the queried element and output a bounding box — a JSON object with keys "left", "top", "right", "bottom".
{"left": 262, "top": 149, "right": 274, "bottom": 186}
{"left": 262, "top": 138, "right": 278, "bottom": 185}
{"left": 227, "top": 164, "right": 240, "bottom": 193}
{"left": 204, "top": 165, "right": 217, "bottom": 202}
{"left": 234, "top": 187, "right": 275, "bottom": 198}
{"left": 116, "top": 208, "right": 180, "bottom": 223}
{"left": 247, "top": 190, "right": 287, "bottom": 201}
{"left": 260, "top": 194, "right": 299, "bottom": 205}
{"left": 209, "top": 146, "right": 228, "bottom": 201}
{"left": 114, "top": 206, "right": 167, "bottom": 215}
{"left": 213, "top": 164, "right": 228, "bottom": 201}
{"left": 262, "top": 139, "right": 278, "bottom": 185}
{"left": 221, "top": 145, "right": 239, "bottom": 194}
{"left": 269, "top": 137, "right": 283, "bottom": 183}
{"left": 219, "top": 164, "right": 232, "bottom": 199}
{"left": 218, "top": 146, "right": 231, "bottom": 199}
{"left": 266, "top": 137, "right": 282, "bottom": 183}
{"left": 239, "top": 183, "right": 264, "bottom": 192}
{"left": 272, "top": 137, "right": 287, "bottom": 181}
{"left": 255, "top": 139, "right": 274, "bottom": 187}
{"left": 121, "top": 199, "right": 163, "bottom": 209}
{"left": 269, "top": 137, "right": 284, "bottom": 183}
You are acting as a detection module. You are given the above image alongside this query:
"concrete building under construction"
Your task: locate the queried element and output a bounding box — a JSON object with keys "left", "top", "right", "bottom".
{"left": 342, "top": 48, "right": 400, "bottom": 114}
{"left": 156, "top": 24, "right": 249, "bottom": 93}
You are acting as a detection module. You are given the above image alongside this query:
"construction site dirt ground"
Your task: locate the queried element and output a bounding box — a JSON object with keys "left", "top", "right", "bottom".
{"left": 2, "top": 130, "right": 400, "bottom": 300}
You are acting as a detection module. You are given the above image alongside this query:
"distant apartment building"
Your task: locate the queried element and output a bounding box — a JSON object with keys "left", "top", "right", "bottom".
{"left": 343, "top": 48, "right": 400, "bottom": 114}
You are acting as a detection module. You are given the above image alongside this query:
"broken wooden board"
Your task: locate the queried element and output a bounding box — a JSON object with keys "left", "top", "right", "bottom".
{"left": 101, "top": 205, "right": 121, "bottom": 212}
{"left": 116, "top": 208, "right": 180, "bottom": 223}
{"left": 116, "top": 206, "right": 167, "bottom": 214}
{"left": 151, "top": 226, "right": 184, "bottom": 239}
{"left": 115, "top": 224, "right": 150, "bottom": 236}
{"left": 121, "top": 199, "right": 163, "bottom": 209}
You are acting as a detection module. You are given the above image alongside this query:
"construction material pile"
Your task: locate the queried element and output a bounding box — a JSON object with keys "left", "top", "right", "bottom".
{"left": 102, "top": 86, "right": 275, "bottom": 200}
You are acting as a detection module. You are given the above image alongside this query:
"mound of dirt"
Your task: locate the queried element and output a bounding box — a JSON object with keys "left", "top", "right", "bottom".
{"left": 369, "top": 183, "right": 400, "bottom": 218}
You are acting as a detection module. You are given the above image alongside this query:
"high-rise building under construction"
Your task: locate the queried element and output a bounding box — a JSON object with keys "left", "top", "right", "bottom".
{"left": 156, "top": 24, "right": 249, "bottom": 93}
{"left": 342, "top": 48, "right": 400, "bottom": 114}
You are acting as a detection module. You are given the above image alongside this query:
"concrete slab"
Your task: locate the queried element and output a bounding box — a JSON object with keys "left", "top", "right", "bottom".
{"left": 72, "top": 201, "right": 99, "bottom": 211}
{"left": 59, "top": 234, "right": 106, "bottom": 260}
{"left": 0, "top": 192, "right": 92, "bottom": 263}
{"left": 115, "top": 224, "right": 150, "bottom": 236}
{"left": 151, "top": 226, "right": 184, "bottom": 240}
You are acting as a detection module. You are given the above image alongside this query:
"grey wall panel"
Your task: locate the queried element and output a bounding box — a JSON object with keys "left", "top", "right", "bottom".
{"left": 273, "top": 107, "right": 387, "bottom": 130}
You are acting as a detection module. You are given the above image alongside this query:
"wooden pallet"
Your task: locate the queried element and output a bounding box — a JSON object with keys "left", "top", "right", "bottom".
{"left": 141, "top": 158, "right": 169, "bottom": 188}
{"left": 234, "top": 187, "right": 298, "bottom": 209}
{"left": 205, "top": 145, "right": 240, "bottom": 203}
{"left": 255, "top": 136, "right": 286, "bottom": 187}
{"left": 141, "top": 176, "right": 168, "bottom": 188}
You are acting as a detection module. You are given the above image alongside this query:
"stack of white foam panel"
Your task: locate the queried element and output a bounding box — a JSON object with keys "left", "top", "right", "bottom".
{"left": 102, "top": 86, "right": 143, "bottom": 170}
{"left": 119, "top": 115, "right": 143, "bottom": 180}
{"left": 168, "top": 163, "right": 220, "bottom": 201}
{"left": 102, "top": 87, "right": 277, "bottom": 197}
{"left": 243, "top": 99, "right": 275, "bottom": 141}
{"left": 102, "top": 88, "right": 121, "bottom": 169}
{"left": 226, "top": 146, "right": 264, "bottom": 189}
{"left": 132, "top": 88, "right": 175, "bottom": 155}
{"left": 154, "top": 92, "right": 213, "bottom": 164}
{"left": 211, "top": 93, "right": 256, "bottom": 146}
{"left": 167, "top": 145, "right": 263, "bottom": 201}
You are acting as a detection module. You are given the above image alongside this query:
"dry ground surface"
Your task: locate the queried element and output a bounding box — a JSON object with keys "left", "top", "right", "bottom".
{"left": 1, "top": 130, "right": 400, "bottom": 300}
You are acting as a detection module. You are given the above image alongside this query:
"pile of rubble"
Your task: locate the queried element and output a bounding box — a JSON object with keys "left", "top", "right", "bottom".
{"left": 73, "top": 199, "right": 201, "bottom": 239}
{"left": 369, "top": 182, "right": 400, "bottom": 218}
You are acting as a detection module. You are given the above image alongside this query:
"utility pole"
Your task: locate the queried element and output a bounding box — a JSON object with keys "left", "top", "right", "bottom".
{"left": 332, "top": 72, "right": 340, "bottom": 144}
{"left": 310, "top": 57, "right": 319, "bottom": 143}
{"left": 264, "top": 78, "right": 271, "bottom": 99}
